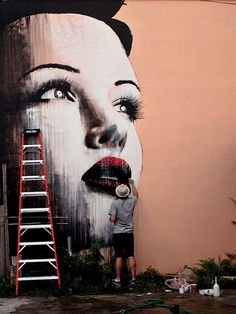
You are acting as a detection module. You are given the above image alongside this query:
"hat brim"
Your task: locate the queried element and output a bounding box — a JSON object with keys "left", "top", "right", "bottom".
{"left": 115, "top": 185, "right": 130, "bottom": 198}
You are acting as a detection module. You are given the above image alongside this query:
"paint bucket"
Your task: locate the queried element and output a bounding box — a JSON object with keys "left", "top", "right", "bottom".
{"left": 190, "top": 284, "right": 197, "bottom": 293}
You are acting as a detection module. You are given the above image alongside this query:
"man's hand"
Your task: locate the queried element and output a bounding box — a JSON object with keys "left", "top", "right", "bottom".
{"left": 109, "top": 214, "right": 117, "bottom": 223}
{"left": 128, "top": 179, "right": 138, "bottom": 197}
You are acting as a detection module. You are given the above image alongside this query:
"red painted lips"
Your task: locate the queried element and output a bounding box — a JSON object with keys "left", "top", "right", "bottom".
{"left": 82, "top": 156, "right": 131, "bottom": 194}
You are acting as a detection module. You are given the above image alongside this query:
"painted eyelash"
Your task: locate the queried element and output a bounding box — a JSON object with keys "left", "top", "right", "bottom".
{"left": 30, "top": 78, "right": 75, "bottom": 103}
{"left": 113, "top": 95, "right": 143, "bottom": 122}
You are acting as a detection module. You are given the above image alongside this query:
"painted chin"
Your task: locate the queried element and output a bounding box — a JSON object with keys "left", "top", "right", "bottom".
{"left": 81, "top": 156, "right": 131, "bottom": 195}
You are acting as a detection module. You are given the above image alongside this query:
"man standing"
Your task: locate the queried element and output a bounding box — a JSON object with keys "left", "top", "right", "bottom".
{"left": 109, "top": 179, "right": 138, "bottom": 287}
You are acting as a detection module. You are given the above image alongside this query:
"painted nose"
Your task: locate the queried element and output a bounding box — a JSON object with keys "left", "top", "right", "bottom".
{"left": 85, "top": 123, "right": 127, "bottom": 149}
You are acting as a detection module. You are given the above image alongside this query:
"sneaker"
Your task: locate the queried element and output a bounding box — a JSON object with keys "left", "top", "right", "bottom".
{"left": 112, "top": 278, "right": 121, "bottom": 287}
{"left": 129, "top": 279, "right": 136, "bottom": 286}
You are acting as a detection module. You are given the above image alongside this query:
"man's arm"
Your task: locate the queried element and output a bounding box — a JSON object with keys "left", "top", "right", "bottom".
{"left": 129, "top": 179, "right": 138, "bottom": 198}
{"left": 109, "top": 214, "right": 117, "bottom": 223}
{"left": 109, "top": 200, "right": 117, "bottom": 223}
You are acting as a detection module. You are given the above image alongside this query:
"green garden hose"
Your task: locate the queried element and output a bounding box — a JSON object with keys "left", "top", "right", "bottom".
{"left": 120, "top": 297, "right": 196, "bottom": 314}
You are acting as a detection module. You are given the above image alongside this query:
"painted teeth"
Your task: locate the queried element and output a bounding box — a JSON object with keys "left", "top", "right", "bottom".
{"left": 100, "top": 176, "right": 117, "bottom": 180}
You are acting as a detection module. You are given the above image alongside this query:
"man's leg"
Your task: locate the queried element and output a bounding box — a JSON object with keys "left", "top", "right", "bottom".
{"left": 113, "top": 234, "right": 123, "bottom": 285}
{"left": 125, "top": 233, "right": 136, "bottom": 282}
{"left": 127, "top": 256, "right": 136, "bottom": 280}
{"left": 115, "top": 257, "right": 123, "bottom": 281}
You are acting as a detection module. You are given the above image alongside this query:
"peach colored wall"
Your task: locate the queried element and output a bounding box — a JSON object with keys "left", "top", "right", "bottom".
{"left": 117, "top": 0, "right": 236, "bottom": 273}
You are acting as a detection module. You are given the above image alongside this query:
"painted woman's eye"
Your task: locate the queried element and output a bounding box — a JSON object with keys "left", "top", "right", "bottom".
{"left": 30, "top": 79, "right": 76, "bottom": 103}
{"left": 40, "top": 88, "right": 74, "bottom": 101}
{"left": 120, "top": 105, "right": 128, "bottom": 113}
{"left": 113, "top": 96, "right": 143, "bottom": 122}
{"left": 54, "top": 89, "right": 66, "bottom": 99}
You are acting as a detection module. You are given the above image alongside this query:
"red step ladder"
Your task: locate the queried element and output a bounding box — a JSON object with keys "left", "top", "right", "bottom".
{"left": 16, "top": 128, "right": 61, "bottom": 296}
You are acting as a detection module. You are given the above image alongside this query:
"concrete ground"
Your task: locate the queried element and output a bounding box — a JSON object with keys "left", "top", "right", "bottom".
{"left": 0, "top": 289, "right": 236, "bottom": 313}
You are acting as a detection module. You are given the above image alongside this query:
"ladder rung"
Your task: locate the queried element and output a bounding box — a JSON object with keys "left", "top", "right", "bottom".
{"left": 20, "top": 224, "right": 51, "bottom": 229}
{"left": 21, "top": 191, "right": 47, "bottom": 197}
{"left": 22, "top": 175, "right": 45, "bottom": 181}
{"left": 22, "top": 160, "right": 43, "bottom": 165}
{"left": 20, "top": 241, "right": 53, "bottom": 246}
{"left": 19, "top": 259, "right": 56, "bottom": 263}
{"left": 22, "top": 128, "right": 40, "bottom": 135}
{"left": 21, "top": 208, "right": 49, "bottom": 213}
{"left": 23, "top": 144, "right": 41, "bottom": 148}
{"left": 18, "top": 276, "right": 58, "bottom": 281}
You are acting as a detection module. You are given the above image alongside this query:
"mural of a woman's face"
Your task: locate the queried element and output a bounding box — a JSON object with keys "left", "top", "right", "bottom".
{"left": 0, "top": 13, "right": 142, "bottom": 248}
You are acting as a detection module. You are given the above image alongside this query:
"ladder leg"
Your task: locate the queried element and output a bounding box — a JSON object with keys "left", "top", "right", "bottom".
{"left": 16, "top": 132, "right": 24, "bottom": 296}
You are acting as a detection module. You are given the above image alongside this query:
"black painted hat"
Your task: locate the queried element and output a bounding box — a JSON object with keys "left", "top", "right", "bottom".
{"left": 0, "top": 0, "right": 132, "bottom": 55}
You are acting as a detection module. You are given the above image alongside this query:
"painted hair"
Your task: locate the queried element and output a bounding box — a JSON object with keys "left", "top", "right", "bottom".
{"left": 0, "top": 0, "right": 133, "bottom": 55}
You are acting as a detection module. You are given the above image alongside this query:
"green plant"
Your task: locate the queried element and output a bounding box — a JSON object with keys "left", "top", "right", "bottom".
{"left": 18, "top": 242, "right": 166, "bottom": 295}
{"left": 0, "top": 275, "right": 12, "bottom": 297}
{"left": 134, "top": 266, "right": 165, "bottom": 292}
{"left": 192, "top": 253, "right": 236, "bottom": 288}
{"left": 59, "top": 244, "right": 166, "bottom": 293}
{"left": 60, "top": 242, "right": 114, "bottom": 293}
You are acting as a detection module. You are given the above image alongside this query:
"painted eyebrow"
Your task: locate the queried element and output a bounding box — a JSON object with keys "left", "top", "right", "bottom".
{"left": 21, "top": 63, "right": 80, "bottom": 78}
{"left": 115, "top": 80, "right": 140, "bottom": 92}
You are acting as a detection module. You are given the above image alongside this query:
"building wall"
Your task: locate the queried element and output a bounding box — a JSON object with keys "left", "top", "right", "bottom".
{"left": 118, "top": 0, "right": 236, "bottom": 273}
{"left": 1, "top": 0, "right": 236, "bottom": 275}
